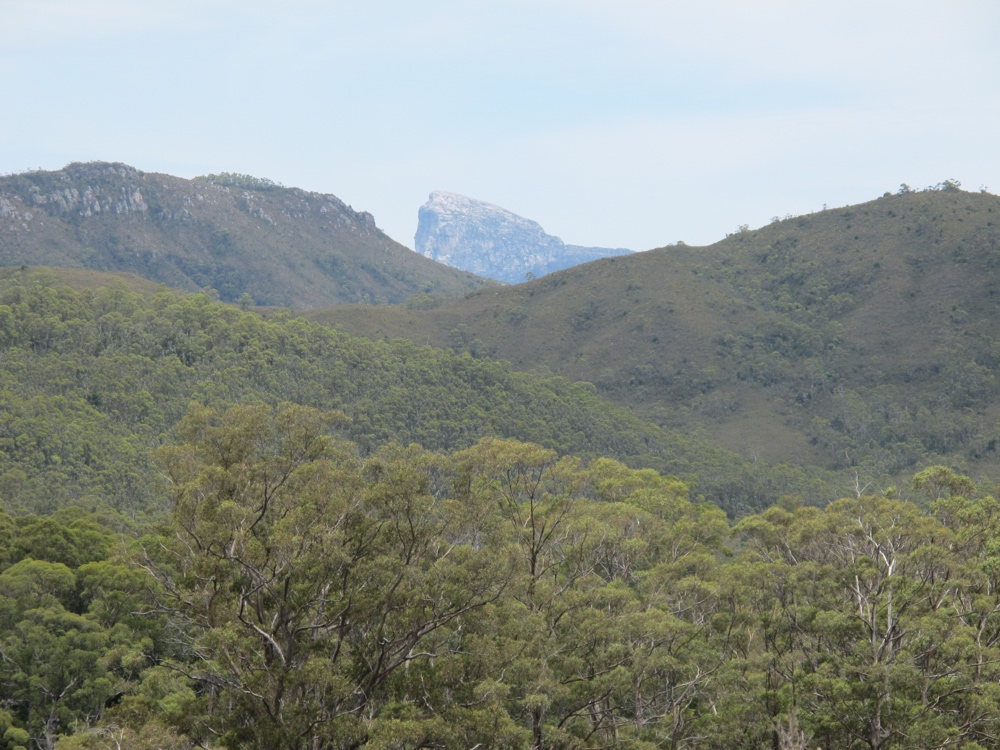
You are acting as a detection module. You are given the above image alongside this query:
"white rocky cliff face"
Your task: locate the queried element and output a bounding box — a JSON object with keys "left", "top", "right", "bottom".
{"left": 415, "top": 191, "right": 631, "bottom": 283}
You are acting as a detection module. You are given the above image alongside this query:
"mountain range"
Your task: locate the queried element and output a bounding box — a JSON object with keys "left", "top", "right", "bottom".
{"left": 4, "top": 163, "right": 1000, "bottom": 750}
{"left": 414, "top": 190, "right": 632, "bottom": 283}
{"left": 3, "top": 163, "right": 998, "bottom": 499}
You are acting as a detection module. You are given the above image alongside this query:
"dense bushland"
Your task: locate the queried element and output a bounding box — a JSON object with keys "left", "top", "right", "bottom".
{"left": 312, "top": 188, "right": 1000, "bottom": 488}
{"left": 0, "top": 404, "right": 995, "bottom": 749}
{"left": 0, "top": 270, "right": 838, "bottom": 516}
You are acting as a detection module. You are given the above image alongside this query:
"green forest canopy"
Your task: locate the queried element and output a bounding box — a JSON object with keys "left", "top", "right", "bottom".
{"left": 0, "top": 269, "right": 842, "bottom": 517}
{"left": 0, "top": 267, "right": 995, "bottom": 747}
{"left": 1, "top": 403, "right": 996, "bottom": 750}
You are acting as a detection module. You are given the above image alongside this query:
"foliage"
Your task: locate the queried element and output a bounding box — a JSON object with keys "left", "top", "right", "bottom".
{"left": 0, "top": 272, "right": 830, "bottom": 516}
{"left": 0, "top": 507, "right": 157, "bottom": 750}
{"left": 314, "top": 188, "right": 1000, "bottom": 492}
{"left": 196, "top": 173, "right": 286, "bottom": 192}
{"left": 0, "top": 413, "right": 991, "bottom": 748}
{"left": 6, "top": 179, "right": 1000, "bottom": 748}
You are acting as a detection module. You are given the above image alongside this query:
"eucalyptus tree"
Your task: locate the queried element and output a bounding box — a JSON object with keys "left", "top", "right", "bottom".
{"left": 143, "top": 404, "right": 511, "bottom": 750}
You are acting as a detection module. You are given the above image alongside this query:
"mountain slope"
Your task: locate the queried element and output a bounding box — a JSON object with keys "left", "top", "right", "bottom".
{"left": 415, "top": 191, "right": 631, "bottom": 283}
{"left": 0, "top": 268, "right": 837, "bottom": 516}
{"left": 308, "top": 187, "right": 1000, "bottom": 485}
{"left": 0, "top": 163, "right": 489, "bottom": 307}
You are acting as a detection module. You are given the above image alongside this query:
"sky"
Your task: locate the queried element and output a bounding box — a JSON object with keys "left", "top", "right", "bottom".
{"left": 1, "top": 0, "right": 998, "bottom": 251}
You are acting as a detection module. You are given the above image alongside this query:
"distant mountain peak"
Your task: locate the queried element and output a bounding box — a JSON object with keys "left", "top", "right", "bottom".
{"left": 415, "top": 192, "right": 631, "bottom": 283}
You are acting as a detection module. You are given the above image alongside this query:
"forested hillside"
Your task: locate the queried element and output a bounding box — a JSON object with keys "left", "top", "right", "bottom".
{"left": 0, "top": 163, "right": 488, "bottom": 307}
{"left": 4, "top": 186, "right": 1000, "bottom": 748}
{"left": 0, "top": 268, "right": 836, "bottom": 517}
{"left": 3, "top": 407, "right": 999, "bottom": 750}
{"left": 309, "top": 186, "right": 1000, "bottom": 488}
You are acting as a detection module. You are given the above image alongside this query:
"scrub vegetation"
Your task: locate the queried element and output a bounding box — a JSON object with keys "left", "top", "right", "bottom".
{"left": 5, "top": 408, "right": 1000, "bottom": 750}
{"left": 2, "top": 181, "right": 999, "bottom": 748}
{"left": 311, "top": 186, "right": 1000, "bottom": 491}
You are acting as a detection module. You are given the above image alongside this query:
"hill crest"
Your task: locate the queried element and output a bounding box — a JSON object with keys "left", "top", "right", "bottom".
{"left": 309, "top": 187, "right": 1000, "bottom": 487}
{"left": 0, "top": 162, "right": 490, "bottom": 307}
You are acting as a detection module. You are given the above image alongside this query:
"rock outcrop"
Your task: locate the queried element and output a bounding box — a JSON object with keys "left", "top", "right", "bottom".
{"left": 0, "top": 163, "right": 489, "bottom": 307}
{"left": 415, "top": 191, "right": 631, "bottom": 283}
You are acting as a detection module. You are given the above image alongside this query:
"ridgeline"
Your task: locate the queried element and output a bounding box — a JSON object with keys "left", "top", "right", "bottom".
{"left": 0, "top": 163, "right": 489, "bottom": 307}
{"left": 309, "top": 185, "right": 1000, "bottom": 489}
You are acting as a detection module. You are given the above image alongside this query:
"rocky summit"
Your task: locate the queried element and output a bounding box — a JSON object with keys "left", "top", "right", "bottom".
{"left": 414, "top": 191, "right": 631, "bottom": 283}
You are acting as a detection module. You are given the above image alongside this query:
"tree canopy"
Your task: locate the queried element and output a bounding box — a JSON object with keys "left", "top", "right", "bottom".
{"left": 0, "top": 404, "right": 991, "bottom": 749}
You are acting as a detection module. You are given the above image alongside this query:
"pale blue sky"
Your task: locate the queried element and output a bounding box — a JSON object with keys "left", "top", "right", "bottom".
{"left": 2, "top": 0, "right": 998, "bottom": 251}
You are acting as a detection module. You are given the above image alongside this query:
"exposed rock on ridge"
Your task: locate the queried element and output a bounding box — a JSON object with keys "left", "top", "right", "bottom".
{"left": 415, "top": 191, "right": 632, "bottom": 283}
{"left": 0, "top": 163, "right": 488, "bottom": 307}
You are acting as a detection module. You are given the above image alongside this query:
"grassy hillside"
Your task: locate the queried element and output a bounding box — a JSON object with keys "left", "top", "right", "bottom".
{"left": 0, "top": 163, "right": 490, "bottom": 307}
{"left": 306, "top": 186, "right": 1000, "bottom": 486}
